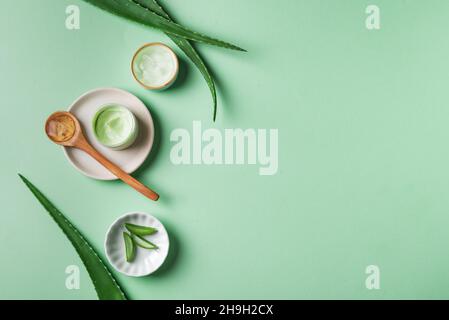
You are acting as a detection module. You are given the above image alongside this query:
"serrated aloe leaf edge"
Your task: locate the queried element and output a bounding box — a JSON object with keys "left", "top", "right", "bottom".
{"left": 134, "top": 0, "right": 218, "bottom": 120}
{"left": 81, "top": 0, "right": 245, "bottom": 52}
{"left": 18, "top": 174, "right": 127, "bottom": 300}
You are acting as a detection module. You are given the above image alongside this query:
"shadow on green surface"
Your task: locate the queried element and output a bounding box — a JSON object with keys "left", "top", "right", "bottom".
{"left": 151, "top": 219, "right": 181, "bottom": 277}
{"left": 169, "top": 54, "right": 189, "bottom": 91}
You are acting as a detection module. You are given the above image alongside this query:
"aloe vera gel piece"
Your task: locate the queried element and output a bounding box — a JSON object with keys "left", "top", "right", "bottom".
{"left": 122, "top": 222, "right": 159, "bottom": 262}
{"left": 133, "top": 234, "right": 158, "bottom": 250}
{"left": 123, "top": 232, "right": 136, "bottom": 262}
{"left": 125, "top": 223, "right": 158, "bottom": 236}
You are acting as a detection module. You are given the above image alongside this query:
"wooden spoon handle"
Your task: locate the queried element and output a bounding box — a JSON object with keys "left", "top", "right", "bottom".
{"left": 78, "top": 141, "right": 159, "bottom": 201}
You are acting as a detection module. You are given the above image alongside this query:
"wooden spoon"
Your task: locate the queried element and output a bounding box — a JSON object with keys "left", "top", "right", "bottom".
{"left": 45, "top": 111, "right": 159, "bottom": 201}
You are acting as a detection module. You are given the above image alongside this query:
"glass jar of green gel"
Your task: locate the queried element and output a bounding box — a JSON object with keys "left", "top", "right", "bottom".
{"left": 92, "top": 104, "right": 138, "bottom": 150}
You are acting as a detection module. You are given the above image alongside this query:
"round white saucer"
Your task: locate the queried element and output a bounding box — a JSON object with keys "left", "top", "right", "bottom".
{"left": 105, "top": 212, "right": 170, "bottom": 277}
{"left": 64, "top": 88, "right": 154, "bottom": 180}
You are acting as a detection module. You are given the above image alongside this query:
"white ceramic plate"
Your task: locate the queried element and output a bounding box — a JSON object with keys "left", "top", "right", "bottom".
{"left": 64, "top": 88, "right": 154, "bottom": 180}
{"left": 105, "top": 212, "right": 169, "bottom": 277}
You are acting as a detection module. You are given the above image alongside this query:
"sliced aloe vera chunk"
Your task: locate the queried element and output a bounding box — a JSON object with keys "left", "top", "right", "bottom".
{"left": 123, "top": 232, "right": 136, "bottom": 262}
{"left": 133, "top": 234, "right": 158, "bottom": 250}
{"left": 125, "top": 223, "right": 158, "bottom": 237}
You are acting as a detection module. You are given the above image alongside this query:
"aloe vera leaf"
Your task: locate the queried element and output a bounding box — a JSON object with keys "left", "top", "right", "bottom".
{"left": 125, "top": 223, "right": 158, "bottom": 236}
{"left": 123, "top": 232, "right": 136, "bottom": 262}
{"left": 133, "top": 234, "right": 158, "bottom": 249}
{"left": 18, "top": 174, "right": 127, "bottom": 300}
{"left": 135, "top": 0, "right": 218, "bottom": 121}
{"left": 81, "top": 0, "right": 245, "bottom": 52}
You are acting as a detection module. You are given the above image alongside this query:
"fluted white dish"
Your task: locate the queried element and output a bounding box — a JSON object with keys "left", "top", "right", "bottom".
{"left": 105, "top": 212, "right": 169, "bottom": 277}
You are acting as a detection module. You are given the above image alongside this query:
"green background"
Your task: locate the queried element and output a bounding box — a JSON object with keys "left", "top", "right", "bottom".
{"left": 1, "top": 0, "right": 449, "bottom": 299}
